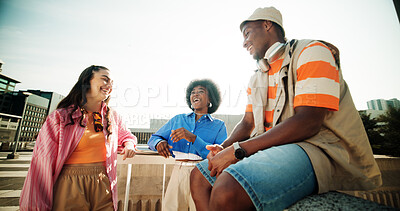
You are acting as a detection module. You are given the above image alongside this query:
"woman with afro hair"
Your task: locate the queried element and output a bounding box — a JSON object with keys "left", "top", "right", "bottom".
{"left": 148, "top": 79, "right": 227, "bottom": 211}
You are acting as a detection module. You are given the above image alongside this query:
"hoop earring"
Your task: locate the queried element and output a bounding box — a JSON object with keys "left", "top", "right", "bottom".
{"left": 208, "top": 102, "right": 212, "bottom": 108}
{"left": 191, "top": 105, "right": 194, "bottom": 109}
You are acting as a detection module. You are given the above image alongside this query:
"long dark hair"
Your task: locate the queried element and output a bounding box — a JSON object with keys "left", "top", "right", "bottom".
{"left": 57, "top": 65, "right": 112, "bottom": 135}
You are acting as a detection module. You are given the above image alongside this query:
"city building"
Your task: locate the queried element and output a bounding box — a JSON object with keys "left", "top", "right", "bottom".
{"left": 0, "top": 59, "right": 19, "bottom": 93}
{"left": 0, "top": 113, "right": 21, "bottom": 149}
{"left": 25, "top": 90, "right": 64, "bottom": 115}
{"left": 0, "top": 63, "right": 21, "bottom": 113}
{"left": 0, "top": 60, "right": 24, "bottom": 150}
{"left": 0, "top": 90, "right": 66, "bottom": 150}
{"left": 0, "top": 73, "right": 19, "bottom": 94}
{"left": 359, "top": 109, "right": 386, "bottom": 120}
{"left": 0, "top": 91, "right": 49, "bottom": 150}
{"left": 17, "top": 93, "right": 49, "bottom": 143}
{"left": 0, "top": 60, "right": 67, "bottom": 151}
{"left": 367, "top": 98, "right": 400, "bottom": 111}
{"left": 364, "top": 98, "right": 400, "bottom": 119}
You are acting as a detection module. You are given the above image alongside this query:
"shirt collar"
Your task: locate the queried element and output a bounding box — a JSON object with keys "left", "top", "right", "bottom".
{"left": 186, "top": 112, "right": 214, "bottom": 121}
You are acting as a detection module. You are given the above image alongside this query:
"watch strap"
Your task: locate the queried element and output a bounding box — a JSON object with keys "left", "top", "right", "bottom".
{"left": 233, "top": 142, "right": 246, "bottom": 160}
{"left": 233, "top": 142, "right": 240, "bottom": 151}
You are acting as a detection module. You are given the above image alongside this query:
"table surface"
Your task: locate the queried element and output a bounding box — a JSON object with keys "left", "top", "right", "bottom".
{"left": 117, "top": 145, "right": 176, "bottom": 165}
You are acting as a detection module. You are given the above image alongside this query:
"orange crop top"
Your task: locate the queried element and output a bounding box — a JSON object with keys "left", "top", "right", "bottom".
{"left": 65, "top": 111, "right": 107, "bottom": 164}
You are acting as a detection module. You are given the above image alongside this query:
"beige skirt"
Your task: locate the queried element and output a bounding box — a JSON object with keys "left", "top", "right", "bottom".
{"left": 52, "top": 162, "right": 114, "bottom": 211}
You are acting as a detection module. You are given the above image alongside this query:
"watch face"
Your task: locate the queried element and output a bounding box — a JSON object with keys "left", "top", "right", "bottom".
{"left": 235, "top": 148, "right": 246, "bottom": 160}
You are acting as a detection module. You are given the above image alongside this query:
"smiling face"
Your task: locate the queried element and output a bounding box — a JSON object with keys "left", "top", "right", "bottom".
{"left": 86, "top": 68, "right": 113, "bottom": 103}
{"left": 190, "top": 85, "right": 210, "bottom": 114}
{"left": 242, "top": 21, "right": 273, "bottom": 60}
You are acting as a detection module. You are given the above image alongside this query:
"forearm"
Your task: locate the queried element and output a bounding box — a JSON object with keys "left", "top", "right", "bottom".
{"left": 222, "top": 115, "right": 254, "bottom": 148}
{"left": 148, "top": 118, "right": 173, "bottom": 151}
{"left": 240, "top": 107, "right": 327, "bottom": 156}
{"left": 124, "top": 141, "right": 136, "bottom": 148}
{"left": 148, "top": 135, "right": 166, "bottom": 151}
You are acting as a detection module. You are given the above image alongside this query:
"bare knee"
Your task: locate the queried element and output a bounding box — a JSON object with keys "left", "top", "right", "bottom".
{"left": 190, "top": 167, "right": 213, "bottom": 211}
{"left": 210, "top": 173, "right": 255, "bottom": 211}
{"left": 191, "top": 167, "right": 212, "bottom": 195}
{"left": 191, "top": 168, "right": 206, "bottom": 188}
{"left": 190, "top": 167, "right": 202, "bottom": 185}
{"left": 209, "top": 173, "right": 237, "bottom": 209}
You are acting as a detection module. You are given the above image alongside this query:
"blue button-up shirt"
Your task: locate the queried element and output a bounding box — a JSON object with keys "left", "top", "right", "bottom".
{"left": 147, "top": 112, "right": 227, "bottom": 159}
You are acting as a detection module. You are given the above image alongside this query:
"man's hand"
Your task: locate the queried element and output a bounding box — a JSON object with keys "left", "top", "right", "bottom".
{"left": 156, "top": 141, "right": 172, "bottom": 158}
{"left": 208, "top": 146, "right": 238, "bottom": 177}
{"left": 170, "top": 127, "right": 197, "bottom": 143}
{"left": 121, "top": 142, "right": 136, "bottom": 160}
{"left": 206, "top": 144, "right": 224, "bottom": 160}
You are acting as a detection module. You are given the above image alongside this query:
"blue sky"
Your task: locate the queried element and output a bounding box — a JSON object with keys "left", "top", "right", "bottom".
{"left": 0, "top": 0, "right": 399, "bottom": 127}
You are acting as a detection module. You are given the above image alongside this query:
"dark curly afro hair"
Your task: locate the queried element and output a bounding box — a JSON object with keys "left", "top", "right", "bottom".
{"left": 185, "top": 79, "right": 222, "bottom": 114}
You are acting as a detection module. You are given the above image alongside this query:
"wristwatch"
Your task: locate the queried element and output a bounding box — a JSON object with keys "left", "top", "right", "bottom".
{"left": 233, "top": 142, "right": 247, "bottom": 160}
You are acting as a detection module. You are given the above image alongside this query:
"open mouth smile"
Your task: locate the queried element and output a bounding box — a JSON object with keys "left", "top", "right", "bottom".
{"left": 192, "top": 98, "right": 200, "bottom": 104}
{"left": 247, "top": 45, "right": 254, "bottom": 54}
{"left": 101, "top": 88, "right": 111, "bottom": 95}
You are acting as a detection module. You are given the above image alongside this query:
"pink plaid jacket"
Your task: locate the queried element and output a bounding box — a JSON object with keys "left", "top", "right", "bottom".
{"left": 20, "top": 103, "right": 136, "bottom": 211}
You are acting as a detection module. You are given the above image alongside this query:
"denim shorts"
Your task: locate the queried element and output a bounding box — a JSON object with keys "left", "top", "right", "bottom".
{"left": 196, "top": 144, "right": 317, "bottom": 211}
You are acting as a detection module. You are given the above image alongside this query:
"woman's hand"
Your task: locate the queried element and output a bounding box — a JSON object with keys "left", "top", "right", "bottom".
{"left": 170, "top": 127, "right": 197, "bottom": 143}
{"left": 156, "top": 141, "right": 172, "bottom": 158}
{"left": 121, "top": 142, "right": 136, "bottom": 160}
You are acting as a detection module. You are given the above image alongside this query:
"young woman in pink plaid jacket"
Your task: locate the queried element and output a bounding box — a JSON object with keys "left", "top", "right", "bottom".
{"left": 20, "top": 65, "right": 137, "bottom": 211}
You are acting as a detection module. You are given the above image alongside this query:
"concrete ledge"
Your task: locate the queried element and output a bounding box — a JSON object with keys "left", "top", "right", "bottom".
{"left": 287, "top": 191, "right": 396, "bottom": 210}
{"left": 117, "top": 151, "right": 400, "bottom": 210}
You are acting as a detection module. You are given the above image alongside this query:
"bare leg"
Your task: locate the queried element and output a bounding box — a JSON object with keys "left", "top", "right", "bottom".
{"left": 190, "top": 168, "right": 212, "bottom": 211}
{"left": 209, "top": 172, "right": 255, "bottom": 211}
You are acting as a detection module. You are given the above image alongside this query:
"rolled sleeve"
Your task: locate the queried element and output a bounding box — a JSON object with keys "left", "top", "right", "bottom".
{"left": 148, "top": 118, "right": 173, "bottom": 151}
{"left": 115, "top": 111, "right": 137, "bottom": 148}
{"left": 148, "top": 134, "right": 166, "bottom": 151}
{"left": 192, "top": 135, "right": 209, "bottom": 159}
{"left": 192, "top": 123, "right": 227, "bottom": 159}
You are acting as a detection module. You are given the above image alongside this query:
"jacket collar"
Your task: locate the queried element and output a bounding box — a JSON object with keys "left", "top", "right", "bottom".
{"left": 281, "top": 39, "right": 298, "bottom": 69}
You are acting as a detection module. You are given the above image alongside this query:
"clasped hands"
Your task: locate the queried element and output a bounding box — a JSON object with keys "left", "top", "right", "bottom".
{"left": 206, "top": 144, "right": 238, "bottom": 178}
{"left": 155, "top": 127, "right": 237, "bottom": 177}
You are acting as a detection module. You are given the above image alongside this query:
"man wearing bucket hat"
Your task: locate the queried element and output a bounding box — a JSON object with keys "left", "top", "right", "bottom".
{"left": 190, "top": 7, "right": 381, "bottom": 211}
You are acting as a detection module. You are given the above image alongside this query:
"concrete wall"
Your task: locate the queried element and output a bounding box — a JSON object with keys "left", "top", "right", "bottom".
{"left": 342, "top": 156, "right": 400, "bottom": 208}
{"left": 116, "top": 155, "right": 400, "bottom": 210}
{"left": 117, "top": 164, "right": 173, "bottom": 211}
